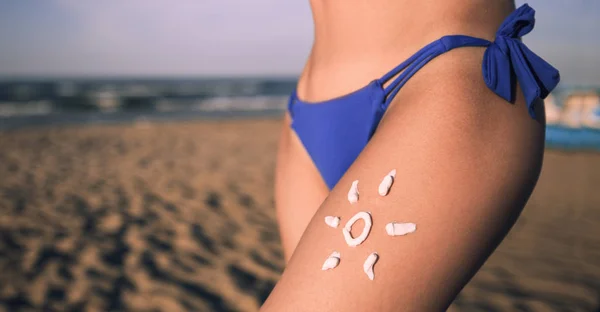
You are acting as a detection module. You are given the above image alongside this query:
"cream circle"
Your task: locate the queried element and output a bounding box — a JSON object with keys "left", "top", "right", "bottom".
{"left": 342, "top": 211, "right": 372, "bottom": 247}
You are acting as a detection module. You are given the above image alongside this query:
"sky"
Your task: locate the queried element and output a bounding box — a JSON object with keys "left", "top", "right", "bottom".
{"left": 0, "top": 0, "right": 598, "bottom": 85}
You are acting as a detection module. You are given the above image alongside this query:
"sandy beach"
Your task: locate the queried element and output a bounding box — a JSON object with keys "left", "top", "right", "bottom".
{"left": 0, "top": 117, "right": 599, "bottom": 312}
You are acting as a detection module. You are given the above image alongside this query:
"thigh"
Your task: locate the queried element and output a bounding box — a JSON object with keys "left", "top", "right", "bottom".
{"left": 274, "top": 113, "right": 329, "bottom": 262}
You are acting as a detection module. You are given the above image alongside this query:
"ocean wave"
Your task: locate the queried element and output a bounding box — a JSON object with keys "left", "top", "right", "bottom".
{"left": 0, "top": 101, "right": 53, "bottom": 117}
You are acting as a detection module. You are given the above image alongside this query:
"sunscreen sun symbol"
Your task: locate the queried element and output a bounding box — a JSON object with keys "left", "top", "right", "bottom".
{"left": 321, "top": 170, "right": 417, "bottom": 280}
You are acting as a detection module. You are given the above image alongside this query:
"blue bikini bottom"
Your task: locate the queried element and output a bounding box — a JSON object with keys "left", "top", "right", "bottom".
{"left": 287, "top": 4, "right": 560, "bottom": 190}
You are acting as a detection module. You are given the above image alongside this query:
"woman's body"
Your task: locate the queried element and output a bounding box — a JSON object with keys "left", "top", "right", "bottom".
{"left": 267, "top": 1, "right": 558, "bottom": 310}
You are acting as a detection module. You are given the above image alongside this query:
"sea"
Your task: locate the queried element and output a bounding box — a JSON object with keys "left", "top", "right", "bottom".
{"left": 0, "top": 77, "right": 297, "bottom": 130}
{"left": 1, "top": 77, "right": 599, "bottom": 151}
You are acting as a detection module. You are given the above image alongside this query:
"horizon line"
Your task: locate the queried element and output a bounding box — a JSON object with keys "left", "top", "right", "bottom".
{"left": 0, "top": 74, "right": 300, "bottom": 82}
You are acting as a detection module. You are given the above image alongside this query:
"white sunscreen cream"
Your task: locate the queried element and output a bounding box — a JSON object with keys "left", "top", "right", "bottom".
{"left": 385, "top": 222, "right": 417, "bottom": 236}
{"left": 363, "top": 252, "right": 379, "bottom": 280}
{"left": 347, "top": 180, "right": 359, "bottom": 204}
{"left": 342, "top": 211, "right": 372, "bottom": 247}
{"left": 324, "top": 216, "right": 341, "bottom": 228}
{"left": 322, "top": 251, "right": 341, "bottom": 270}
{"left": 378, "top": 169, "right": 396, "bottom": 196}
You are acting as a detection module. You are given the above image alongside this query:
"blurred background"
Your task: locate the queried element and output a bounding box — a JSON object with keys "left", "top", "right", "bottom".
{"left": 0, "top": 1, "right": 599, "bottom": 311}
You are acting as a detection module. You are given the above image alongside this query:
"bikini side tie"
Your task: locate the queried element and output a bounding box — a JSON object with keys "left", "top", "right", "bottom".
{"left": 482, "top": 3, "right": 561, "bottom": 118}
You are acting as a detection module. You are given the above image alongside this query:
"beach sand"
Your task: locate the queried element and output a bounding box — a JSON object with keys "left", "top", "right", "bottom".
{"left": 0, "top": 118, "right": 598, "bottom": 311}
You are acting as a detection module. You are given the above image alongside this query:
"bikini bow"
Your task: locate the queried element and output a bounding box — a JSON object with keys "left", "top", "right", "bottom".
{"left": 482, "top": 4, "right": 560, "bottom": 118}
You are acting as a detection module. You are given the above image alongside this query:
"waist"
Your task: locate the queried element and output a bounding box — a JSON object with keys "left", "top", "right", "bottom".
{"left": 299, "top": 0, "right": 515, "bottom": 101}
